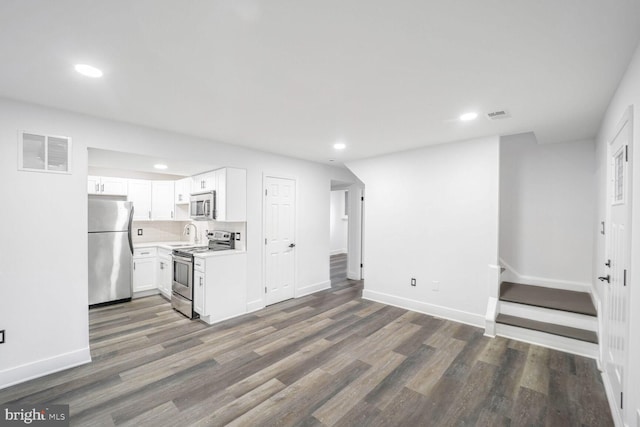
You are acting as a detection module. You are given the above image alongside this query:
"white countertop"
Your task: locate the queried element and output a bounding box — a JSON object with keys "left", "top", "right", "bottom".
{"left": 134, "top": 241, "right": 245, "bottom": 257}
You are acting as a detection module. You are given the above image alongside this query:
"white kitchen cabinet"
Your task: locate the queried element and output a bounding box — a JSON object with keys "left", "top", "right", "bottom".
{"left": 194, "top": 270, "right": 205, "bottom": 315}
{"left": 88, "top": 176, "right": 128, "bottom": 196}
{"left": 151, "top": 181, "right": 175, "bottom": 220}
{"left": 193, "top": 253, "right": 247, "bottom": 324}
{"left": 133, "top": 251, "right": 157, "bottom": 293}
{"left": 215, "top": 168, "right": 247, "bottom": 221}
{"left": 157, "top": 248, "right": 173, "bottom": 299}
{"left": 192, "top": 172, "right": 216, "bottom": 193}
{"left": 175, "top": 177, "right": 191, "bottom": 204}
{"left": 128, "top": 179, "right": 152, "bottom": 221}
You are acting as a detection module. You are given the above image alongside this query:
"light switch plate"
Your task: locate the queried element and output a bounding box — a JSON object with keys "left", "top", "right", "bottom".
{"left": 137, "top": 229, "right": 143, "bottom": 236}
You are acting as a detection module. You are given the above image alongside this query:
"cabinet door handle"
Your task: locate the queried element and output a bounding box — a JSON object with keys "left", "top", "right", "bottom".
{"left": 133, "top": 262, "right": 136, "bottom": 270}
{"left": 148, "top": 211, "right": 151, "bottom": 219}
{"left": 140, "top": 251, "right": 150, "bottom": 255}
{"left": 200, "top": 277, "right": 203, "bottom": 286}
{"left": 95, "top": 183, "right": 99, "bottom": 192}
{"left": 101, "top": 184, "right": 104, "bottom": 192}
{"left": 171, "top": 211, "right": 174, "bottom": 219}
{"left": 160, "top": 262, "right": 164, "bottom": 269}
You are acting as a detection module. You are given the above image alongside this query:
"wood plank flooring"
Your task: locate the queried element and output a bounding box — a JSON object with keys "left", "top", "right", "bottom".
{"left": 0, "top": 255, "right": 612, "bottom": 426}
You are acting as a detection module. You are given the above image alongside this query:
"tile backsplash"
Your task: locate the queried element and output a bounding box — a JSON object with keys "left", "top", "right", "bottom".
{"left": 132, "top": 221, "right": 190, "bottom": 243}
{"left": 132, "top": 220, "right": 247, "bottom": 250}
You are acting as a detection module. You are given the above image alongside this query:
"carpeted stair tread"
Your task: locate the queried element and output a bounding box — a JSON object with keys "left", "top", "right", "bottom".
{"left": 496, "top": 313, "right": 598, "bottom": 344}
{"left": 500, "top": 282, "right": 596, "bottom": 316}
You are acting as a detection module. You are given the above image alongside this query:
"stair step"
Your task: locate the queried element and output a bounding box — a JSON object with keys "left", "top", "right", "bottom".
{"left": 496, "top": 314, "right": 598, "bottom": 344}
{"left": 499, "top": 282, "right": 596, "bottom": 316}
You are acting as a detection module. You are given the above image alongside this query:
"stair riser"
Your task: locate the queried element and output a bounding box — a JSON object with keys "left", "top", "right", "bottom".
{"left": 495, "top": 323, "right": 598, "bottom": 359}
{"left": 499, "top": 301, "right": 598, "bottom": 332}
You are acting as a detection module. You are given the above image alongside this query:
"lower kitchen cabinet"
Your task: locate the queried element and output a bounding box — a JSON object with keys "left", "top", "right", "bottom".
{"left": 193, "top": 253, "right": 247, "bottom": 324}
{"left": 157, "top": 248, "right": 172, "bottom": 299}
{"left": 133, "top": 248, "right": 157, "bottom": 293}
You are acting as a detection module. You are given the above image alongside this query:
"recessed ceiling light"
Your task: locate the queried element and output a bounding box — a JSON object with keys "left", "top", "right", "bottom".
{"left": 154, "top": 164, "right": 168, "bottom": 170}
{"left": 74, "top": 64, "right": 103, "bottom": 78}
{"left": 459, "top": 112, "right": 478, "bottom": 121}
{"left": 333, "top": 142, "right": 346, "bottom": 150}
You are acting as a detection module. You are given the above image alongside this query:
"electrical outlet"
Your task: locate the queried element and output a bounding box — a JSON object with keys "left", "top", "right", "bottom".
{"left": 432, "top": 280, "right": 440, "bottom": 291}
{"left": 410, "top": 278, "right": 416, "bottom": 287}
{"left": 137, "top": 229, "right": 143, "bottom": 236}
{"left": 0, "top": 329, "right": 5, "bottom": 344}
{"left": 236, "top": 233, "right": 241, "bottom": 241}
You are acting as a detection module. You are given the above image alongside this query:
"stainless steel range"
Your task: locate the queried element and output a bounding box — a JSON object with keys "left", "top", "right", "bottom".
{"left": 171, "top": 231, "right": 236, "bottom": 318}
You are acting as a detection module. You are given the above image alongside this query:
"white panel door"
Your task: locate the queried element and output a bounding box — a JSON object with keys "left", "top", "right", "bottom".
{"left": 265, "top": 176, "right": 296, "bottom": 306}
{"left": 603, "top": 109, "right": 632, "bottom": 415}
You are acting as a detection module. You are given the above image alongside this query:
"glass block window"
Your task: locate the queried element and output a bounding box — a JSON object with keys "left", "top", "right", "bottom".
{"left": 614, "top": 148, "right": 624, "bottom": 204}
{"left": 18, "top": 131, "right": 72, "bottom": 173}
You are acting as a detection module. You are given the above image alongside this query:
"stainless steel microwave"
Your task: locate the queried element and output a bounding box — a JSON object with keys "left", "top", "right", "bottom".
{"left": 190, "top": 191, "right": 216, "bottom": 220}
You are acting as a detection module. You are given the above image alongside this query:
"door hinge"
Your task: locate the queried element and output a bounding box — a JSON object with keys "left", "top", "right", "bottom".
{"left": 624, "top": 269, "right": 627, "bottom": 286}
{"left": 361, "top": 196, "right": 364, "bottom": 201}
{"left": 625, "top": 145, "right": 628, "bottom": 162}
{"left": 360, "top": 263, "right": 363, "bottom": 268}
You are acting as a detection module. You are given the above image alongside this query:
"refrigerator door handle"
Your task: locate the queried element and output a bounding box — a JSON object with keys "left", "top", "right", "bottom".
{"left": 127, "top": 205, "right": 135, "bottom": 254}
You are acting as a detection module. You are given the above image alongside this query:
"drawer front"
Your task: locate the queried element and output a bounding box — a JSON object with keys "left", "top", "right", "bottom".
{"left": 194, "top": 257, "right": 205, "bottom": 272}
{"left": 133, "top": 247, "right": 157, "bottom": 258}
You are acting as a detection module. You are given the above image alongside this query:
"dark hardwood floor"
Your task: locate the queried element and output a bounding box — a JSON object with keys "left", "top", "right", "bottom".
{"left": 0, "top": 255, "right": 612, "bottom": 426}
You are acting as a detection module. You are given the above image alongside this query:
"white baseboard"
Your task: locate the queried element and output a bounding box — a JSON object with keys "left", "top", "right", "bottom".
{"left": 330, "top": 249, "right": 347, "bottom": 256}
{"left": 362, "top": 289, "right": 484, "bottom": 328}
{"left": 246, "top": 299, "right": 265, "bottom": 314}
{"left": 499, "top": 301, "right": 598, "bottom": 332}
{"left": 495, "top": 323, "right": 598, "bottom": 359}
{"left": 601, "top": 370, "right": 624, "bottom": 427}
{"left": 296, "top": 280, "right": 331, "bottom": 298}
{"left": 485, "top": 297, "right": 498, "bottom": 337}
{"left": 499, "top": 258, "right": 591, "bottom": 292}
{"left": 0, "top": 347, "right": 91, "bottom": 390}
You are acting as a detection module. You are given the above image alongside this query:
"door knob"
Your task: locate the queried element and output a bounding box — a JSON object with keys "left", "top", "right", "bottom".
{"left": 288, "top": 243, "right": 296, "bottom": 248}
{"left": 598, "top": 275, "right": 610, "bottom": 283}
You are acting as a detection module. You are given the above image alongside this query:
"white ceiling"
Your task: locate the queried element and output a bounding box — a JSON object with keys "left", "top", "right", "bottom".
{"left": 1, "top": 1, "right": 639, "bottom": 164}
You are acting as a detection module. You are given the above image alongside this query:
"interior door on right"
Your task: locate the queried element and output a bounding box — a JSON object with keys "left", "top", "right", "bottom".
{"left": 604, "top": 110, "right": 632, "bottom": 414}
{"left": 264, "top": 176, "right": 296, "bottom": 306}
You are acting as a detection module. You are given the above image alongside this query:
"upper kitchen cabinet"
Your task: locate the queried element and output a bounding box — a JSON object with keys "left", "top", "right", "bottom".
{"left": 128, "top": 179, "right": 152, "bottom": 221}
{"left": 192, "top": 172, "right": 215, "bottom": 193}
{"left": 151, "top": 181, "right": 175, "bottom": 220}
{"left": 174, "top": 177, "right": 191, "bottom": 205}
{"left": 128, "top": 179, "right": 176, "bottom": 221}
{"left": 215, "top": 168, "right": 246, "bottom": 221}
{"left": 87, "top": 176, "right": 128, "bottom": 196}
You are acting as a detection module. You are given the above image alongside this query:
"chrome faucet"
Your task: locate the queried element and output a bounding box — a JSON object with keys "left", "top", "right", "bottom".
{"left": 183, "top": 223, "right": 199, "bottom": 244}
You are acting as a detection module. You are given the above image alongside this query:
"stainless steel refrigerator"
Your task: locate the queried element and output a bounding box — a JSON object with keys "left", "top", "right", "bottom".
{"left": 88, "top": 196, "right": 134, "bottom": 307}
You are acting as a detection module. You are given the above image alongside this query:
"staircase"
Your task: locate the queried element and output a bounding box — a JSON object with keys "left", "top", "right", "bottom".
{"left": 487, "top": 278, "right": 599, "bottom": 358}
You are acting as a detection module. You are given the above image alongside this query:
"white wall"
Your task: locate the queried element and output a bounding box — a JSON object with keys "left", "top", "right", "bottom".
{"left": 0, "top": 97, "right": 359, "bottom": 389}
{"left": 499, "top": 133, "right": 595, "bottom": 289}
{"left": 594, "top": 42, "right": 640, "bottom": 427}
{"left": 347, "top": 136, "right": 500, "bottom": 326}
{"left": 329, "top": 190, "right": 348, "bottom": 255}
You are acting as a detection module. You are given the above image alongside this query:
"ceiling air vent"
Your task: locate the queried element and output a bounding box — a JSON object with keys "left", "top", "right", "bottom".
{"left": 486, "top": 110, "right": 511, "bottom": 120}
